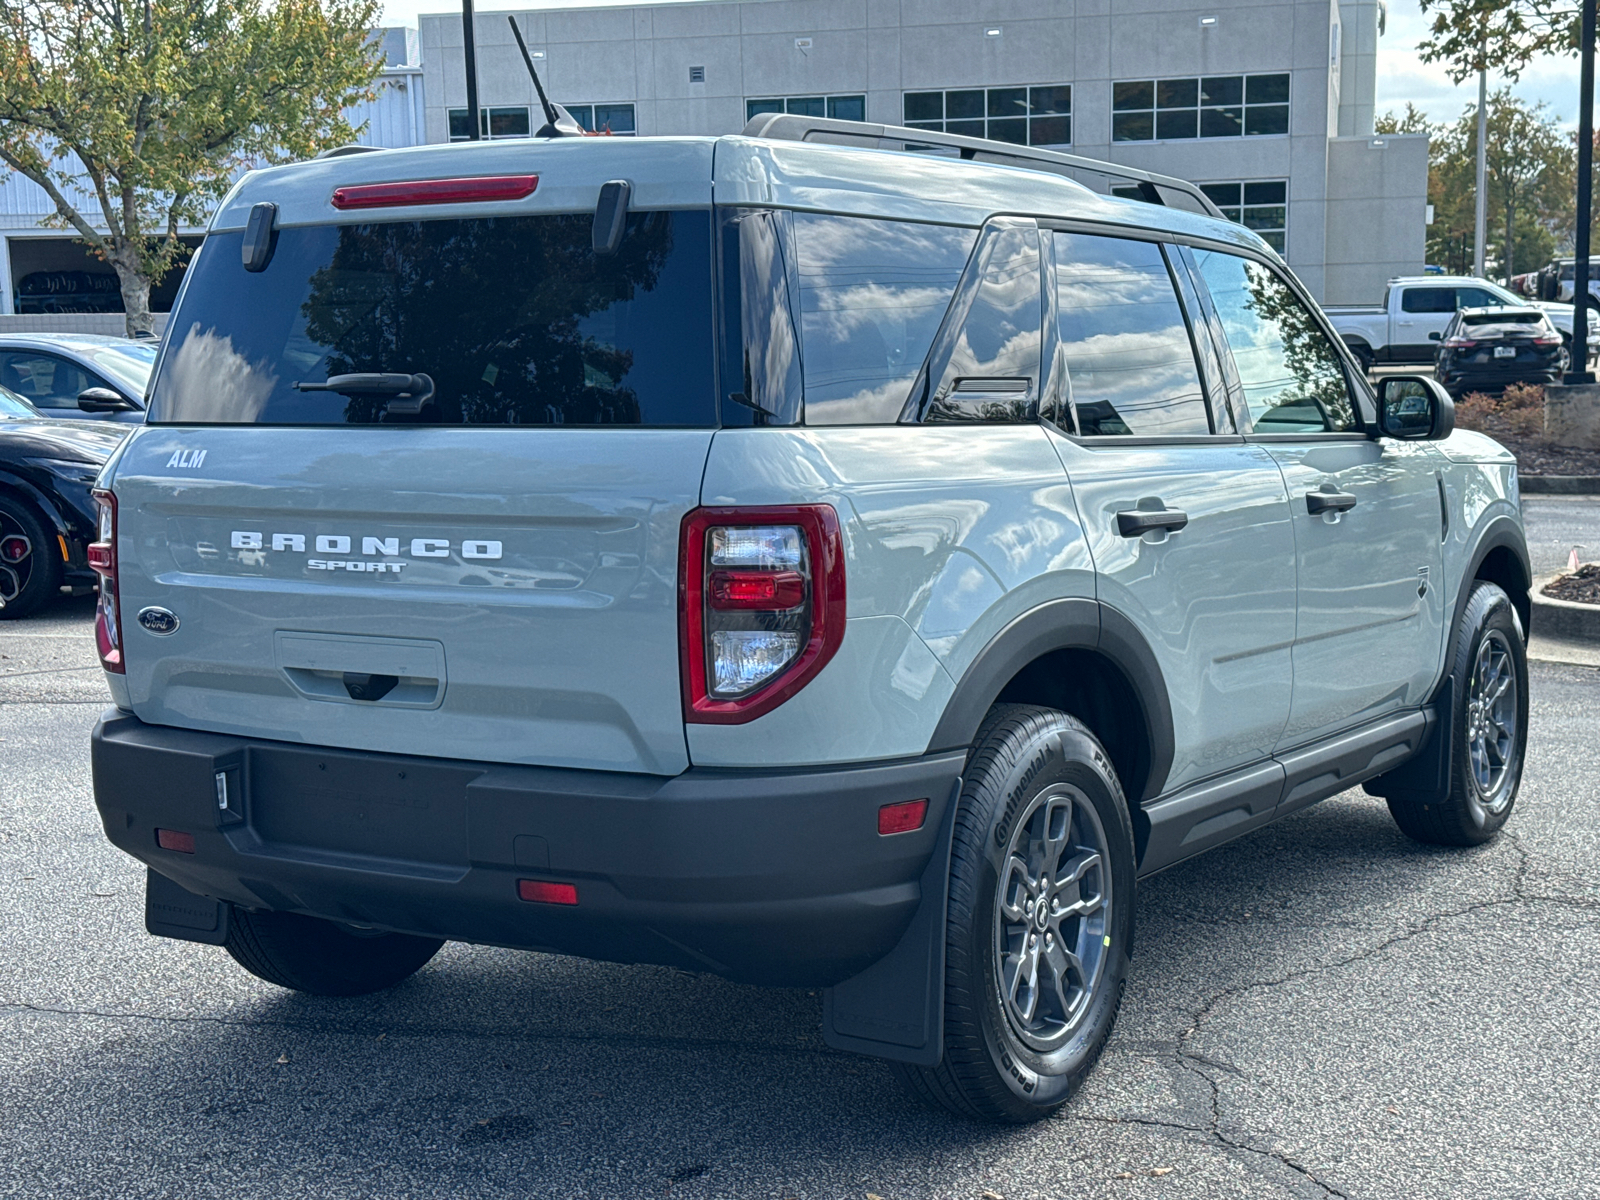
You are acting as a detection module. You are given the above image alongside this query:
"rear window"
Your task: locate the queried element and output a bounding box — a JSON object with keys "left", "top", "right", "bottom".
{"left": 1462, "top": 311, "right": 1544, "bottom": 327}
{"left": 148, "top": 211, "right": 715, "bottom": 425}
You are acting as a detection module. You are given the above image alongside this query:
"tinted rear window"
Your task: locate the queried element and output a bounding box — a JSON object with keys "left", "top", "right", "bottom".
{"left": 149, "top": 211, "right": 715, "bottom": 425}
{"left": 1462, "top": 311, "right": 1544, "bottom": 327}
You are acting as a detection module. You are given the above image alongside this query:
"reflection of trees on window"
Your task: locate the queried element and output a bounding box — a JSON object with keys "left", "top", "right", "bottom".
{"left": 1193, "top": 250, "right": 1354, "bottom": 433}
{"left": 303, "top": 213, "right": 679, "bottom": 425}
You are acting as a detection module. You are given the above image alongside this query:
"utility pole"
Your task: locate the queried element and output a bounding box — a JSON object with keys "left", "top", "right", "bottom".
{"left": 1565, "top": 0, "right": 1596, "bottom": 383}
{"left": 1473, "top": 42, "right": 1488, "bottom": 278}
{"left": 462, "top": 0, "right": 481, "bottom": 140}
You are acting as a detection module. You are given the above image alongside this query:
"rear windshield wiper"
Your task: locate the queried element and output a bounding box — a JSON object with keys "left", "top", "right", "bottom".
{"left": 294, "top": 373, "right": 435, "bottom": 416}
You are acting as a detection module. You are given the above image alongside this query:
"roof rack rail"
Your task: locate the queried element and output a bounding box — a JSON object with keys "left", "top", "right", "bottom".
{"left": 740, "top": 113, "right": 1225, "bottom": 220}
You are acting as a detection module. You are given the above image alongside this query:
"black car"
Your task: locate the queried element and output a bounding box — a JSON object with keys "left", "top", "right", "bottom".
{"left": 1433, "top": 305, "right": 1564, "bottom": 397}
{"left": 0, "top": 384, "right": 125, "bottom": 618}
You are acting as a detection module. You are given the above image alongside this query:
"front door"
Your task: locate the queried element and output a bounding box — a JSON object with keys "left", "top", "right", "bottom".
{"left": 1045, "top": 230, "right": 1297, "bottom": 795}
{"left": 1191, "top": 249, "right": 1446, "bottom": 751}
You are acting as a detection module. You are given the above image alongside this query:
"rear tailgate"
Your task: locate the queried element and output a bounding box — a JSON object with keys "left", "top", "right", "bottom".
{"left": 113, "top": 427, "right": 709, "bottom": 774}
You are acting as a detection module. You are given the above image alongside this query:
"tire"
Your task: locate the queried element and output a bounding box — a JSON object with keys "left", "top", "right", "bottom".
{"left": 1387, "top": 582, "right": 1528, "bottom": 846}
{"left": 0, "top": 494, "right": 62, "bottom": 619}
{"left": 1351, "top": 344, "right": 1374, "bottom": 374}
{"left": 225, "top": 908, "right": 444, "bottom": 996}
{"left": 894, "top": 704, "right": 1136, "bottom": 1123}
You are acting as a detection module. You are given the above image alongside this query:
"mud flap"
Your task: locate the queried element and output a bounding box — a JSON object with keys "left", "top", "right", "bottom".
{"left": 821, "top": 777, "right": 960, "bottom": 1067}
{"left": 1364, "top": 678, "right": 1451, "bottom": 800}
{"left": 145, "top": 868, "right": 231, "bottom": 945}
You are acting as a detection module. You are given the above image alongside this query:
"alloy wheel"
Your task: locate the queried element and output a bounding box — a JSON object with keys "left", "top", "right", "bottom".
{"left": 993, "top": 784, "right": 1112, "bottom": 1052}
{"left": 1465, "top": 628, "right": 1519, "bottom": 822}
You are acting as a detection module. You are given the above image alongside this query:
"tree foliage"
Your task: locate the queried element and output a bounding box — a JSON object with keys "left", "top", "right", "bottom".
{"left": 1380, "top": 91, "right": 1575, "bottom": 278}
{"left": 0, "top": 0, "right": 382, "bottom": 334}
{"left": 1416, "top": 0, "right": 1591, "bottom": 82}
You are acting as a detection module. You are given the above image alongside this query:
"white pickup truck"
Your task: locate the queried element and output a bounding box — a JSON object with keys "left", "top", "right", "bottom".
{"left": 1328, "top": 274, "right": 1598, "bottom": 372}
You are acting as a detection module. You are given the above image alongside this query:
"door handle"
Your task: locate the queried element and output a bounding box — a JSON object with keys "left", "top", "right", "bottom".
{"left": 1306, "top": 490, "right": 1358, "bottom": 515}
{"left": 1116, "top": 507, "right": 1189, "bottom": 537}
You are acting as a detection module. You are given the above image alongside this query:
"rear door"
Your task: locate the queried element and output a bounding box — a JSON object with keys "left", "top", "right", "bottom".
{"left": 113, "top": 184, "right": 719, "bottom": 776}
{"left": 1189, "top": 249, "right": 1445, "bottom": 752}
{"left": 1391, "top": 285, "right": 1458, "bottom": 359}
{"left": 1043, "top": 230, "right": 1297, "bottom": 794}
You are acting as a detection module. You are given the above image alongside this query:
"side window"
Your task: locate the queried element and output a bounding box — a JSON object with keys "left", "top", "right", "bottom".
{"left": 920, "top": 219, "right": 1042, "bottom": 423}
{"left": 793, "top": 214, "right": 977, "bottom": 425}
{"left": 719, "top": 208, "right": 803, "bottom": 426}
{"left": 1191, "top": 250, "right": 1358, "bottom": 433}
{"left": 1052, "top": 232, "right": 1211, "bottom": 436}
{"left": 1455, "top": 287, "right": 1501, "bottom": 309}
{"left": 1400, "top": 287, "right": 1456, "bottom": 314}
{"left": 0, "top": 352, "right": 105, "bottom": 409}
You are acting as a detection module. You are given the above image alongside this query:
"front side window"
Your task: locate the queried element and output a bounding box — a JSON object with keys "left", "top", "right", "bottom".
{"left": 793, "top": 214, "right": 977, "bottom": 425}
{"left": 1113, "top": 73, "right": 1289, "bottom": 141}
{"left": 1455, "top": 286, "right": 1504, "bottom": 309}
{"left": 149, "top": 211, "right": 716, "bottom": 426}
{"left": 903, "top": 85, "right": 1071, "bottom": 146}
{"left": 1052, "top": 233, "right": 1211, "bottom": 437}
{"left": 0, "top": 351, "right": 112, "bottom": 409}
{"left": 1191, "top": 250, "right": 1357, "bottom": 433}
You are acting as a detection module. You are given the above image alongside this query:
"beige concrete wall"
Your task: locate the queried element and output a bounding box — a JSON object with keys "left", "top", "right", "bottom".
{"left": 1322, "top": 133, "right": 1428, "bottom": 305}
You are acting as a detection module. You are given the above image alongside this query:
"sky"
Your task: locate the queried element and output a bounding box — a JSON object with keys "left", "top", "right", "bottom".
{"left": 376, "top": 0, "right": 1589, "bottom": 129}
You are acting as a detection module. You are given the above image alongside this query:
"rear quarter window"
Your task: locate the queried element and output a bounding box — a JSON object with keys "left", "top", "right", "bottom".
{"left": 148, "top": 211, "right": 715, "bottom": 426}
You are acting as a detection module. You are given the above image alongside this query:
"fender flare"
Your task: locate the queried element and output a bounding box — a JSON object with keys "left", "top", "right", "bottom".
{"left": 0, "top": 470, "right": 72, "bottom": 537}
{"left": 926, "top": 597, "right": 1176, "bottom": 803}
{"left": 1454, "top": 514, "right": 1531, "bottom": 642}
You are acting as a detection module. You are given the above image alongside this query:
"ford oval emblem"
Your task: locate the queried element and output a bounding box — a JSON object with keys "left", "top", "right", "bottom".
{"left": 137, "top": 606, "right": 179, "bottom": 635}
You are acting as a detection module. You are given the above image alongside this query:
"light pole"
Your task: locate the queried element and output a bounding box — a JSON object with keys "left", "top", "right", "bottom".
{"left": 1566, "top": 0, "right": 1596, "bottom": 384}
{"left": 1473, "top": 44, "right": 1487, "bottom": 278}
{"left": 461, "top": 0, "right": 481, "bottom": 141}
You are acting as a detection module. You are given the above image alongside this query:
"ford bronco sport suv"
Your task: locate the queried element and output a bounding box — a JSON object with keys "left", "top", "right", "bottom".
{"left": 89, "top": 115, "right": 1531, "bottom": 1125}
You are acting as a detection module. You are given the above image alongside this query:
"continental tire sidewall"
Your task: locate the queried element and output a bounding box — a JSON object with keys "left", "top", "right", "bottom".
{"left": 961, "top": 715, "right": 1136, "bottom": 1111}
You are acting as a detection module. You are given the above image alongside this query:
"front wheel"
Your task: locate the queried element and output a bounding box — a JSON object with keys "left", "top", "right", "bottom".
{"left": 0, "top": 495, "right": 61, "bottom": 619}
{"left": 894, "top": 705, "right": 1136, "bottom": 1123}
{"left": 225, "top": 908, "right": 444, "bottom": 996}
{"left": 1387, "top": 582, "right": 1528, "bottom": 846}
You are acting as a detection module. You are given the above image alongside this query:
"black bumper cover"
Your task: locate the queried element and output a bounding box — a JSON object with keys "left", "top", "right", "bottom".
{"left": 92, "top": 711, "right": 962, "bottom": 993}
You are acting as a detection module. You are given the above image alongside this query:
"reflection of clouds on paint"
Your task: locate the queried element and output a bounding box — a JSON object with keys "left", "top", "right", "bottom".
{"left": 797, "top": 213, "right": 976, "bottom": 424}
{"left": 161, "top": 323, "right": 278, "bottom": 423}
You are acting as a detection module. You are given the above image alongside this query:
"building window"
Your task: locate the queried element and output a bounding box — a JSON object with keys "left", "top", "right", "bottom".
{"left": 746, "top": 95, "right": 865, "bottom": 122}
{"left": 1111, "top": 74, "right": 1289, "bottom": 142}
{"left": 1202, "top": 181, "right": 1288, "bottom": 253}
{"left": 1110, "top": 180, "right": 1288, "bottom": 254}
{"left": 902, "top": 85, "right": 1070, "bottom": 146}
{"left": 566, "top": 103, "right": 637, "bottom": 135}
{"left": 448, "top": 106, "right": 531, "bottom": 141}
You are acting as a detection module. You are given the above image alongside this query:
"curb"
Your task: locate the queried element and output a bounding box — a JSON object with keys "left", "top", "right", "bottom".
{"left": 1532, "top": 575, "right": 1600, "bottom": 642}
{"left": 1521, "top": 475, "right": 1600, "bottom": 494}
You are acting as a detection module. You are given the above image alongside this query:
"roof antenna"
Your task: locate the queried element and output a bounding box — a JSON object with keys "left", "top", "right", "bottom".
{"left": 508, "top": 16, "right": 585, "bottom": 137}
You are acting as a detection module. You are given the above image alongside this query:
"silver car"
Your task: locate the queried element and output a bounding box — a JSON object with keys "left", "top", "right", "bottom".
{"left": 0, "top": 332, "right": 155, "bottom": 423}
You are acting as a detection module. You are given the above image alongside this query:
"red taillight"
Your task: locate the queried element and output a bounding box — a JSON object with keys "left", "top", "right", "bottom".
{"left": 680, "top": 505, "right": 846, "bottom": 724}
{"left": 518, "top": 879, "right": 579, "bottom": 905}
{"left": 878, "top": 799, "right": 929, "bottom": 835}
{"left": 1443, "top": 337, "right": 1478, "bottom": 349}
{"left": 155, "top": 828, "right": 195, "bottom": 853}
{"left": 709, "top": 570, "right": 806, "bottom": 610}
{"left": 1533, "top": 332, "right": 1562, "bottom": 346}
{"left": 331, "top": 175, "right": 539, "bottom": 210}
{"left": 89, "top": 489, "right": 123, "bottom": 674}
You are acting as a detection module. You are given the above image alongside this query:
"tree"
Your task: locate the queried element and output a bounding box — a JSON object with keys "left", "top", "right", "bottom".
{"left": 1378, "top": 93, "right": 1574, "bottom": 279}
{"left": 0, "top": 0, "right": 382, "bottom": 335}
{"left": 1416, "top": 0, "right": 1589, "bottom": 82}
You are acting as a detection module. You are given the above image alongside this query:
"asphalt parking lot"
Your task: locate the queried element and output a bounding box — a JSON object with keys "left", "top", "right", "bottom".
{"left": 3, "top": 507, "right": 1598, "bottom": 1200}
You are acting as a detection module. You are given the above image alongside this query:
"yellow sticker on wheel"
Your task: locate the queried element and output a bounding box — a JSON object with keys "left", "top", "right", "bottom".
{"left": 1103, "top": 935, "right": 1111, "bottom": 946}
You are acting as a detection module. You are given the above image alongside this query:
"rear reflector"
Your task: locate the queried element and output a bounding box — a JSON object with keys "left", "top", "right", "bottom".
{"left": 518, "top": 879, "right": 579, "bottom": 905}
{"left": 155, "top": 828, "right": 196, "bottom": 854}
{"left": 331, "top": 175, "right": 539, "bottom": 210}
{"left": 878, "top": 799, "right": 929, "bottom": 836}
{"left": 709, "top": 569, "right": 806, "bottom": 610}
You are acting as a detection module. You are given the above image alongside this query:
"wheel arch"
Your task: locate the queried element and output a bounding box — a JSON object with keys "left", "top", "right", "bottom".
{"left": 1461, "top": 517, "right": 1532, "bottom": 638}
{"left": 0, "top": 472, "right": 71, "bottom": 537}
{"left": 927, "top": 599, "right": 1175, "bottom": 856}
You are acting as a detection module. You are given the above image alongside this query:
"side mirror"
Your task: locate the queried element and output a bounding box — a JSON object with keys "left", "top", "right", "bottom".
{"left": 1427, "top": 331, "right": 1443, "bottom": 341}
{"left": 1376, "top": 376, "right": 1454, "bottom": 441}
{"left": 77, "top": 387, "right": 137, "bottom": 413}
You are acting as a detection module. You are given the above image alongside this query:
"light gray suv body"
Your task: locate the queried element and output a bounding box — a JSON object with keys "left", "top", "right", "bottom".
{"left": 89, "top": 117, "right": 1531, "bottom": 1123}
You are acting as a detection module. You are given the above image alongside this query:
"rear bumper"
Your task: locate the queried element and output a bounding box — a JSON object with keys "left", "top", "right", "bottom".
{"left": 91, "top": 711, "right": 962, "bottom": 987}
{"left": 1438, "top": 362, "right": 1560, "bottom": 390}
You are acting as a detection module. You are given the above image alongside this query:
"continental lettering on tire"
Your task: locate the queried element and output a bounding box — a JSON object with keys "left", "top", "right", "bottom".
{"left": 997, "top": 747, "right": 1052, "bottom": 846}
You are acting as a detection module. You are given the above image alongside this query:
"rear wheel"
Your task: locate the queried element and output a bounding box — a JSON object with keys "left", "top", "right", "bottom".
{"left": 894, "top": 705, "right": 1135, "bottom": 1123}
{"left": 225, "top": 909, "right": 443, "bottom": 996}
{"left": 1387, "top": 582, "right": 1528, "bottom": 846}
{"left": 0, "top": 495, "right": 61, "bottom": 619}
{"left": 1350, "top": 344, "right": 1374, "bottom": 374}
